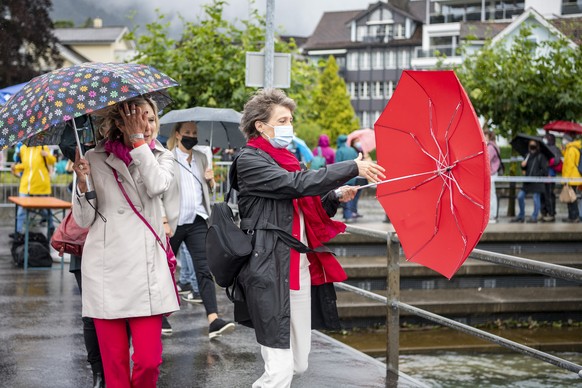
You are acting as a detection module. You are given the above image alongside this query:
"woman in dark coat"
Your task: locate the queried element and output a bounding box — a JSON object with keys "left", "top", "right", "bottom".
{"left": 232, "top": 89, "right": 385, "bottom": 387}
{"left": 511, "top": 139, "right": 548, "bottom": 223}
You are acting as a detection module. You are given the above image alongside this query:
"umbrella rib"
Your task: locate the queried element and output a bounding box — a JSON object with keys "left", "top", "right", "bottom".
{"left": 442, "top": 101, "right": 462, "bottom": 167}
{"left": 375, "top": 173, "right": 441, "bottom": 198}
{"left": 405, "top": 181, "right": 445, "bottom": 262}
{"left": 428, "top": 99, "right": 447, "bottom": 171}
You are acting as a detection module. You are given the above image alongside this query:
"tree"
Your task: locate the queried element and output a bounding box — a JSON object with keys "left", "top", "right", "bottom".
{"left": 129, "top": 0, "right": 322, "bottom": 145}
{"left": 0, "top": 0, "right": 62, "bottom": 87}
{"left": 453, "top": 26, "right": 582, "bottom": 216}
{"left": 311, "top": 56, "right": 359, "bottom": 143}
{"left": 454, "top": 27, "right": 582, "bottom": 141}
{"left": 131, "top": 1, "right": 313, "bottom": 109}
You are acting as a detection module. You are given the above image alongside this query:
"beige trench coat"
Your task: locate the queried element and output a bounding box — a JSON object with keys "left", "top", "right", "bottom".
{"left": 73, "top": 140, "right": 180, "bottom": 319}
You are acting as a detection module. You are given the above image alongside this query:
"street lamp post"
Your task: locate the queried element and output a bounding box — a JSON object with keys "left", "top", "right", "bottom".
{"left": 264, "top": 0, "right": 275, "bottom": 89}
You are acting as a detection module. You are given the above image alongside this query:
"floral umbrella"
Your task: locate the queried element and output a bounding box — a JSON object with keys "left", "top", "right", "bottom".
{"left": 0, "top": 62, "right": 178, "bottom": 150}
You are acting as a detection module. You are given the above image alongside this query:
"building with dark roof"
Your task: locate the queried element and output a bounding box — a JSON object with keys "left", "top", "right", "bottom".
{"left": 52, "top": 19, "right": 135, "bottom": 66}
{"left": 304, "top": 1, "right": 424, "bottom": 127}
{"left": 305, "top": 0, "right": 582, "bottom": 128}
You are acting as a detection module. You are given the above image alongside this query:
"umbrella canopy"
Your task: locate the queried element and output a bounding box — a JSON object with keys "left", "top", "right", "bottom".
{"left": 0, "top": 62, "right": 178, "bottom": 150}
{"left": 375, "top": 70, "right": 489, "bottom": 279}
{"left": 0, "top": 82, "right": 27, "bottom": 105}
{"left": 510, "top": 133, "right": 554, "bottom": 161}
{"left": 159, "top": 107, "right": 245, "bottom": 149}
{"left": 543, "top": 120, "right": 582, "bottom": 134}
{"left": 290, "top": 136, "right": 313, "bottom": 163}
{"left": 347, "top": 128, "right": 376, "bottom": 154}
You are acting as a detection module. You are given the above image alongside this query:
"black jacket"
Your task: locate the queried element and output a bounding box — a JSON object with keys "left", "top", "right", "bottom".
{"left": 231, "top": 146, "right": 359, "bottom": 348}
{"left": 522, "top": 151, "right": 548, "bottom": 193}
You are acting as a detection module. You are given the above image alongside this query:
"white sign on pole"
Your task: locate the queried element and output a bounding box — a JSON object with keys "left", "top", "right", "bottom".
{"left": 245, "top": 52, "right": 291, "bottom": 88}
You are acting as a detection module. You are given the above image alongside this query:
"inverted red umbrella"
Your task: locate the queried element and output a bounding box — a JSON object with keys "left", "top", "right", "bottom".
{"left": 543, "top": 120, "right": 582, "bottom": 134}
{"left": 374, "top": 70, "right": 489, "bottom": 279}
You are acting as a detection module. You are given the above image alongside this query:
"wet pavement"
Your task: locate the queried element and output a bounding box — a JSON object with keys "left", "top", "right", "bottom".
{"left": 0, "top": 222, "right": 424, "bottom": 388}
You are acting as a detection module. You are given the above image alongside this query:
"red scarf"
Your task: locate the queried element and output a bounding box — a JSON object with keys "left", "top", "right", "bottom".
{"left": 104, "top": 139, "right": 156, "bottom": 166}
{"left": 247, "top": 136, "right": 347, "bottom": 288}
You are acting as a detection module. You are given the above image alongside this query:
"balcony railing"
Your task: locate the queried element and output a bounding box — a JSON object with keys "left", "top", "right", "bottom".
{"left": 562, "top": 3, "right": 582, "bottom": 15}
{"left": 415, "top": 45, "right": 460, "bottom": 58}
{"left": 429, "top": 6, "right": 524, "bottom": 24}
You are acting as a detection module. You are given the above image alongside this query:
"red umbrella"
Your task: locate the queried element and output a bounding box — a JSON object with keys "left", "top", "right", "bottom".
{"left": 374, "top": 70, "right": 489, "bottom": 279}
{"left": 543, "top": 120, "right": 582, "bottom": 134}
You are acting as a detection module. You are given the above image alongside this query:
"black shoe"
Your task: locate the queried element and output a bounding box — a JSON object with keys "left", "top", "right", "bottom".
{"left": 510, "top": 217, "right": 524, "bottom": 223}
{"left": 562, "top": 218, "right": 581, "bottom": 223}
{"left": 181, "top": 291, "right": 203, "bottom": 304}
{"left": 162, "top": 316, "right": 172, "bottom": 334}
{"left": 209, "top": 318, "right": 235, "bottom": 340}
{"left": 176, "top": 281, "right": 193, "bottom": 294}
{"left": 525, "top": 218, "right": 537, "bottom": 223}
{"left": 92, "top": 371, "right": 105, "bottom": 388}
{"left": 541, "top": 216, "right": 555, "bottom": 222}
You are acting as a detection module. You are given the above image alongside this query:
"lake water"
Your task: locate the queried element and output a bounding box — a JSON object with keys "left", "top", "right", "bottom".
{"left": 397, "top": 351, "right": 582, "bottom": 387}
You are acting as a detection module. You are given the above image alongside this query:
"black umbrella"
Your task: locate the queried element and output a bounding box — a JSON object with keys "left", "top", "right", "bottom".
{"left": 510, "top": 133, "right": 554, "bottom": 161}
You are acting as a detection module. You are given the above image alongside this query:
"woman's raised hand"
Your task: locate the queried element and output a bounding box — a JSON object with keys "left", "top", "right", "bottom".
{"left": 354, "top": 153, "right": 385, "bottom": 184}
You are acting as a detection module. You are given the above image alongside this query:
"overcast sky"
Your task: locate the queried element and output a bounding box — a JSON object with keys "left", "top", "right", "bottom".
{"left": 83, "top": 0, "right": 375, "bottom": 37}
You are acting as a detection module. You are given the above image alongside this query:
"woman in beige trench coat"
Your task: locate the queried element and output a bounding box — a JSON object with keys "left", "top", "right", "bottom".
{"left": 72, "top": 96, "right": 179, "bottom": 388}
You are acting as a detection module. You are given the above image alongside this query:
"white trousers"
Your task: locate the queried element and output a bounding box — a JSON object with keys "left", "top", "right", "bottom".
{"left": 252, "top": 265, "right": 312, "bottom": 388}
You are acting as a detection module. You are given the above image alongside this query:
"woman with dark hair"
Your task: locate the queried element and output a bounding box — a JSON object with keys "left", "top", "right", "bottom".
{"left": 232, "top": 89, "right": 385, "bottom": 387}
{"left": 162, "top": 120, "right": 235, "bottom": 339}
{"left": 71, "top": 96, "right": 179, "bottom": 387}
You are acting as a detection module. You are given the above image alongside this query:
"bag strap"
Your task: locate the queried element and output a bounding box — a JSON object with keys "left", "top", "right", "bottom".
{"left": 173, "top": 156, "right": 206, "bottom": 188}
{"left": 112, "top": 168, "right": 167, "bottom": 252}
{"left": 318, "top": 147, "right": 323, "bottom": 158}
{"left": 240, "top": 217, "right": 331, "bottom": 254}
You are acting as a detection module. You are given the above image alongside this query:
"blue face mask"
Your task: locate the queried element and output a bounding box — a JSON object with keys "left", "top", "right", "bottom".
{"left": 263, "top": 123, "right": 294, "bottom": 149}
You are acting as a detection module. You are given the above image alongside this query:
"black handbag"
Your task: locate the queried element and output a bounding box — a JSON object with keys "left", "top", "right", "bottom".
{"left": 206, "top": 197, "right": 254, "bottom": 288}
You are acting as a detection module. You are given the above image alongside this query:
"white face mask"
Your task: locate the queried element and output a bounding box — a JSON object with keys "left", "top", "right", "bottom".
{"left": 263, "top": 123, "right": 294, "bottom": 148}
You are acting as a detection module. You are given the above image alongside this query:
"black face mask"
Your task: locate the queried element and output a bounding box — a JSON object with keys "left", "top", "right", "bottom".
{"left": 180, "top": 136, "right": 198, "bottom": 150}
{"left": 529, "top": 146, "right": 538, "bottom": 153}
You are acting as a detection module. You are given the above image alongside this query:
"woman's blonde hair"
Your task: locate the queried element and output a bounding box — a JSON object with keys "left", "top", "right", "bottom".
{"left": 94, "top": 96, "right": 159, "bottom": 142}
{"left": 240, "top": 89, "right": 296, "bottom": 139}
{"left": 166, "top": 121, "right": 197, "bottom": 150}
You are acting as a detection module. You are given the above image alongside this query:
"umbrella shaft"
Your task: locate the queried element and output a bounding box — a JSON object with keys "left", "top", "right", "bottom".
{"left": 71, "top": 118, "right": 93, "bottom": 193}
{"left": 357, "top": 169, "right": 442, "bottom": 190}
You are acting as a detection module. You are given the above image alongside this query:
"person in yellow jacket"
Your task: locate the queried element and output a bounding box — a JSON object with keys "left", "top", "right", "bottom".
{"left": 561, "top": 132, "right": 582, "bottom": 223}
{"left": 11, "top": 144, "right": 57, "bottom": 234}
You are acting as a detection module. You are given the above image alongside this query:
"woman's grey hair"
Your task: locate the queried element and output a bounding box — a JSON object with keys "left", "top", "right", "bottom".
{"left": 240, "top": 89, "right": 296, "bottom": 139}
{"left": 93, "top": 96, "right": 159, "bottom": 142}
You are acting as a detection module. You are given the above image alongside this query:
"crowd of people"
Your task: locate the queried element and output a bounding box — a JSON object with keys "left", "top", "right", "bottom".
{"left": 5, "top": 84, "right": 580, "bottom": 387}
{"left": 486, "top": 130, "right": 582, "bottom": 224}
{"left": 4, "top": 89, "right": 383, "bottom": 388}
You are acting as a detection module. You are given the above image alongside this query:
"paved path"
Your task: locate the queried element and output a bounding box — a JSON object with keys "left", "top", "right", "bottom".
{"left": 0, "top": 222, "right": 423, "bottom": 388}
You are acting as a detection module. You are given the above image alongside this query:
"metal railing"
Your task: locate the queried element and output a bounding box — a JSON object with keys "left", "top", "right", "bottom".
{"left": 1, "top": 161, "right": 236, "bottom": 208}
{"left": 337, "top": 225, "right": 582, "bottom": 385}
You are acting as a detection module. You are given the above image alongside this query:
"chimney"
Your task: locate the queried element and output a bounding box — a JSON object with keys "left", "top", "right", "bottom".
{"left": 93, "top": 17, "right": 103, "bottom": 28}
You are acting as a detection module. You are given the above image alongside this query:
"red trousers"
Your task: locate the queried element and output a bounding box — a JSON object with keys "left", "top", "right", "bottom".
{"left": 93, "top": 315, "right": 163, "bottom": 388}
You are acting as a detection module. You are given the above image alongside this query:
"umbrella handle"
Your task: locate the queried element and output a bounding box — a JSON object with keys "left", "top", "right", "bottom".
{"left": 71, "top": 118, "right": 96, "bottom": 200}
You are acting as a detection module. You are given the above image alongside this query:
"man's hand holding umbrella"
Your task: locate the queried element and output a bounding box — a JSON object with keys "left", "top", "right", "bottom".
{"left": 333, "top": 154, "right": 385, "bottom": 203}
{"left": 354, "top": 152, "right": 386, "bottom": 184}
